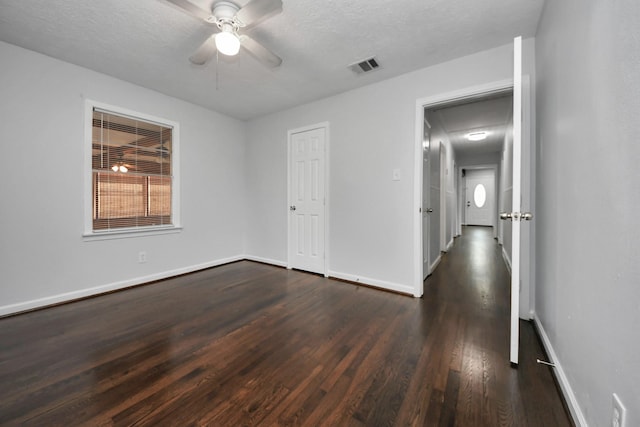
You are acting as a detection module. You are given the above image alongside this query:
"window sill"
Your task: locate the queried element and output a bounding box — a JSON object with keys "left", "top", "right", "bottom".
{"left": 83, "top": 226, "right": 182, "bottom": 242}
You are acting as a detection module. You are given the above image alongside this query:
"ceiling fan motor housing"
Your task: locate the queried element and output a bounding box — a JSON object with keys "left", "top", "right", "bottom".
{"left": 212, "top": 1, "right": 243, "bottom": 27}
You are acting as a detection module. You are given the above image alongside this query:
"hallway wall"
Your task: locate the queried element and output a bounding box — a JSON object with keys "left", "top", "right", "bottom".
{"left": 535, "top": 1, "right": 640, "bottom": 425}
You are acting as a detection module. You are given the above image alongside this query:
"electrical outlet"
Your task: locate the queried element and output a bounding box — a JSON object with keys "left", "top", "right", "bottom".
{"left": 138, "top": 251, "right": 147, "bottom": 263}
{"left": 612, "top": 393, "right": 626, "bottom": 427}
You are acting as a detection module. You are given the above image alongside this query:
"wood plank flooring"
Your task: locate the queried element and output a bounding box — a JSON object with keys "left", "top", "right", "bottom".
{"left": 0, "top": 226, "right": 572, "bottom": 426}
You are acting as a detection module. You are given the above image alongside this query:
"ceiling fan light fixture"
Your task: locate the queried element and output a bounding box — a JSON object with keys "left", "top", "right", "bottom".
{"left": 466, "top": 131, "right": 488, "bottom": 141}
{"left": 111, "top": 162, "right": 128, "bottom": 173}
{"left": 216, "top": 30, "right": 240, "bottom": 56}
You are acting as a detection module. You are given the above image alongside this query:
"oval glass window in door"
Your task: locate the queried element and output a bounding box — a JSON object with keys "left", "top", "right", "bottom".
{"left": 473, "top": 184, "right": 487, "bottom": 208}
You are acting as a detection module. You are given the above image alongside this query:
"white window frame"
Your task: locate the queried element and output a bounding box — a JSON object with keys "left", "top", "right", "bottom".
{"left": 83, "top": 100, "right": 181, "bottom": 241}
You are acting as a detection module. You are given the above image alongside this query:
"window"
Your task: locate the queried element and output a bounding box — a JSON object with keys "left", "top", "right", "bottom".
{"left": 87, "top": 103, "right": 179, "bottom": 236}
{"left": 473, "top": 184, "right": 487, "bottom": 208}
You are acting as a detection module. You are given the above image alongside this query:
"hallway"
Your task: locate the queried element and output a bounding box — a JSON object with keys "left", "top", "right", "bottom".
{"left": 423, "top": 225, "right": 571, "bottom": 425}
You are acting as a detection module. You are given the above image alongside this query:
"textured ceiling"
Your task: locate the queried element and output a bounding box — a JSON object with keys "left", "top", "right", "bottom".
{"left": 0, "top": 0, "right": 543, "bottom": 120}
{"left": 429, "top": 94, "right": 513, "bottom": 158}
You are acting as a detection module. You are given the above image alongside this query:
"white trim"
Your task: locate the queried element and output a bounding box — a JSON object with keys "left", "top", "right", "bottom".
{"left": 0, "top": 255, "right": 243, "bottom": 317}
{"left": 413, "top": 101, "right": 424, "bottom": 296}
{"left": 83, "top": 226, "right": 182, "bottom": 241}
{"left": 439, "top": 143, "right": 447, "bottom": 252}
{"left": 446, "top": 239, "right": 454, "bottom": 251}
{"left": 244, "top": 255, "right": 288, "bottom": 268}
{"left": 502, "top": 246, "right": 512, "bottom": 273}
{"left": 286, "top": 122, "right": 330, "bottom": 276}
{"left": 430, "top": 253, "right": 442, "bottom": 273}
{"left": 533, "top": 315, "right": 588, "bottom": 427}
{"left": 414, "top": 79, "right": 514, "bottom": 299}
{"left": 328, "top": 270, "right": 415, "bottom": 296}
{"left": 84, "top": 99, "right": 181, "bottom": 237}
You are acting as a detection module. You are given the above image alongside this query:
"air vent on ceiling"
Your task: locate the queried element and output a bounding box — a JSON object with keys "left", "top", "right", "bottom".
{"left": 349, "top": 57, "right": 380, "bottom": 75}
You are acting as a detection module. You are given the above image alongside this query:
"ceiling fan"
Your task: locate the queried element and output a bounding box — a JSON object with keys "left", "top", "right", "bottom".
{"left": 166, "top": 0, "right": 283, "bottom": 68}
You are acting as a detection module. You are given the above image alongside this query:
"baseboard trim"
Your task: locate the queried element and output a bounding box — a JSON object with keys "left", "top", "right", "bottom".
{"left": 502, "top": 246, "right": 512, "bottom": 273}
{"left": 0, "top": 255, "right": 244, "bottom": 317}
{"left": 1, "top": 256, "right": 420, "bottom": 316}
{"left": 533, "top": 315, "right": 587, "bottom": 427}
{"left": 244, "top": 255, "right": 287, "bottom": 268}
{"left": 430, "top": 253, "right": 442, "bottom": 274}
{"left": 446, "top": 239, "right": 454, "bottom": 251}
{"left": 327, "top": 270, "right": 415, "bottom": 296}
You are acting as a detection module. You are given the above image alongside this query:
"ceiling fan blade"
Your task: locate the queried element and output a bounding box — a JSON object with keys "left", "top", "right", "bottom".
{"left": 240, "top": 35, "right": 282, "bottom": 68}
{"left": 164, "top": 0, "right": 212, "bottom": 22}
{"left": 236, "top": 0, "right": 282, "bottom": 27}
{"left": 189, "top": 35, "right": 218, "bottom": 65}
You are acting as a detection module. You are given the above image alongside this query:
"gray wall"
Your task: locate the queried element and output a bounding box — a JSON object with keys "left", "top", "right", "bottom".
{"left": 245, "top": 41, "right": 534, "bottom": 295}
{"left": 535, "top": 1, "right": 640, "bottom": 425}
{"left": 0, "top": 41, "right": 247, "bottom": 315}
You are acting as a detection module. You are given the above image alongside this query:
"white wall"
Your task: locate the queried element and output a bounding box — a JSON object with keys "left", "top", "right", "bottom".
{"left": 0, "top": 41, "right": 246, "bottom": 315}
{"left": 457, "top": 152, "right": 501, "bottom": 168}
{"left": 535, "top": 1, "right": 640, "bottom": 426}
{"left": 245, "top": 41, "right": 534, "bottom": 295}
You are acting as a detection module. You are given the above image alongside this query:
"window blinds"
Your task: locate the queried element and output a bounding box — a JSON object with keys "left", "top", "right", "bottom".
{"left": 92, "top": 108, "right": 172, "bottom": 231}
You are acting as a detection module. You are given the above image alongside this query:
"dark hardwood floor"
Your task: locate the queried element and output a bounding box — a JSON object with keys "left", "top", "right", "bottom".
{"left": 0, "top": 226, "right": 571, "bottom": 426}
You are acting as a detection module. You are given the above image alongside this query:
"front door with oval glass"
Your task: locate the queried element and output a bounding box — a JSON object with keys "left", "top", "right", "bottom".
{"left": 465, "top": 169, "right": 495, "bottom": 227}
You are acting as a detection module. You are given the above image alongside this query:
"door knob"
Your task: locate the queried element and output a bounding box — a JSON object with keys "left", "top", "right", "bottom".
{"left": 289, "top": 205, "right": 296, "bottom": 211}
{"left": 522, "top": 212, "right": 533, "bottom": 221}
{"left": 499, "top": 212, "right": 512, "bottom": 220}
{"left": 426, "top": 208, "right": 433, "bottom": 213}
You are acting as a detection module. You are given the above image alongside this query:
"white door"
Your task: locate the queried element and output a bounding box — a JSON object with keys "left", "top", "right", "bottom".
{"left": 465, "top": 170, "right": 495, "bottom": 226}
{"left": 288, "top": 127, "right": 326, "bottom": 275}
{"left": 505, "top": 36, "right": 532, "bottom": 365}
{"left": 422, "top": 118, "right": 431, "bottom": 279}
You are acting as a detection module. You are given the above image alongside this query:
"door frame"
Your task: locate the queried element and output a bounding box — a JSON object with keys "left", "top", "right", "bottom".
{"left": 439, "top": 143, "right": 447, "bottom": 252}
{"left": 287, "top": 122, "right": 330, "bottom": 277}
{"left": 413, "top": 79, "right": 515, "bottom": 297}
{"left": 422, "top": 116, "right": 432, "bottom": 280}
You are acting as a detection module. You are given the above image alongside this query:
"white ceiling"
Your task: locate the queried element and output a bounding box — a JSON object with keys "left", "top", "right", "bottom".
{"left": 0, "top": 0, "right": 543, "bottom": 120}
{"left": 429, "top": 94, "right": 513, "bottom": 158}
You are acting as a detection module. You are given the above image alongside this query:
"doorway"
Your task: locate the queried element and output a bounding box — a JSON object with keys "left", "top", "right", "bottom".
{"left": 461, "top": 168, "right": 497, "bottom": 229}
{"left": 417, "top": 88, "right": 513, "bottom": 289}
{"left": 414, "top": 38, "right": 532, "bottom": 365}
